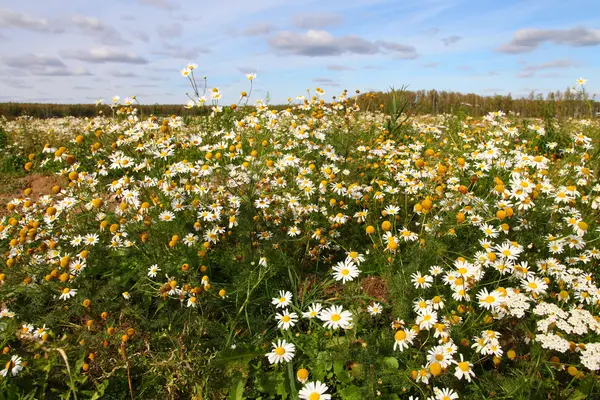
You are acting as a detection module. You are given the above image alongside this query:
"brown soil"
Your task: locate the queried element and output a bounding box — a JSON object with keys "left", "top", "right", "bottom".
{"left": 361, "top": 276, "right": 388, "bottom": 302}
{"left": 0, "top": 173, "right": 65, "bottom": 216}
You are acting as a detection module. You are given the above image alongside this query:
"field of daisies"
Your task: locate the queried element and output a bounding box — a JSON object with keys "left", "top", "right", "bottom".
{"left": 1, "top": 71, "right": 600, "bottom": 400}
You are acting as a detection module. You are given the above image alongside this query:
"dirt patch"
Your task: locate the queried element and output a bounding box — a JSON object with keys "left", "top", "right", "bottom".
{"left": 0, "top": 173, "right": 65, "bottom": 216}
{"left": 322, "top": 282, "right": 343, "bottom": 298}
{"left": 361, "top": 276, "right": 388, "bottom": 302}
{"left": 25, "top": 174, "right": 65, "bottom": 199}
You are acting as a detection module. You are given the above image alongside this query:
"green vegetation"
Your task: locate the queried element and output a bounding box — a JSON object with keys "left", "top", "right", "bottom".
{"left": 1, "top": 78, "right": 600, "bottom": 399}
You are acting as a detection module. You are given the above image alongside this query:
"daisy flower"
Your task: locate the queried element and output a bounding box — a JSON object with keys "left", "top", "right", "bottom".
{"left": 159, "top": 211, "right": 175, "bottom": 222}
{"left": 433, "top": 387, "right": 459, "bottom": 400}
{"left": 411, "top": 272, "right": 433, "bottom": 289}
{"left": 266, "top": 339, "right": 295, "bottom": 364}
{"left": 288, "top": 226, "right": 301, "bottom": 237}
{"left": 393, "top": 328, "right": 416, "bottom": 351}
{"left": 0, "top": 355, "right": 23, "bottom": 377}
{"left": 299, "top": 381, "right": 331, "bottom": 400}
{"left": 302, "top": 303, "right": 323, "bottom": 319}
{"left": 367, "top": 302, "right": 383, "bottom": 316}
{"left": 272, "top": 290, "right": 293, "bottom": 308}
{"left": 345, "top": 251, "right": 365, "bottom": 265}
{"left": 148, "top": 264, "right": 160, "bottom": 278}
{"left": 276, "top": 309, "right": 298, "bottom": 330}
{"left": 477, "top": 288, "right": 503, "bottom": 310}
{"left": 521, "top": 276, "right": 548, "bottom": 295}
{"left": 319, "top": 305, "right": 353, "bottom": 330}
{"left": 59, "top": 288, "right": 77, "bottom": 300}
{"left": 187, "top": 296, "right": 198, "bottom": 308}
{"left": 454, "top": 354, "right": 475, "bottom": 382}
{"left": 332, "top": 259, "right": 360, "bottom": 283}
{"left": 416, "top": 308, "right": 438, "bottom": 330}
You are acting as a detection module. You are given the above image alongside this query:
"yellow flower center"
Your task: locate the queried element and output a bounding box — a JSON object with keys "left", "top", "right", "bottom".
{"left": 275, "top": 347, "right": 285, "bottom": 356}
{"left": 282, "top": 315, "right": 291, "bottom": 323}
{"left": 309, "top": 393, "right": 321, "bottom": 400}
{"left": 458, "top": 361, "right": 470, "bottom": 371}
{"left": 395, "top": 330, "right": 406, "bottom": 341}
{"left": 331, "top": 314, "right": 341, "bottom": 322}
{"left": 485, "top": 295, "right": 495, "bottom": 304}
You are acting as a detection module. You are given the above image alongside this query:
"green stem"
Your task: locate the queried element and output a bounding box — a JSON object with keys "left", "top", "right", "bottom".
{"left": 287, "top": 361, "right": 299, "bottom": 400}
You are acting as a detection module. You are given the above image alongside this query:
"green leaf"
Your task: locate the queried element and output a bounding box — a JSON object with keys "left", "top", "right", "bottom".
{"left": 334, "top": 360, "right": 352, "bottom": 383}
{"left": 213, "top": 345, "right": 264, "bottom": 368}
{"left": 256, "top": 371, "right": 286, "bottom": 396}
{"left": 228, "top": 372, "right": 246, "bottom": 400}
{"left": 568, "top": 390, "right": 588, "bottom": 400}
{"left": 313, "top": 351, "right": 333, "bottom": 381}
{"left": 338, "top": 385, "right": 363, "bottom": 400}
{"left": 578, "top": 375, "right": 596, "bottom": 394}
{"left": 382, "top": 357, "right": 399, "bottom": 369}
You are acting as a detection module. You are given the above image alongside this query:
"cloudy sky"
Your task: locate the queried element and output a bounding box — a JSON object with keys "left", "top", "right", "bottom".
{"left": 0, "top": 0, "right": 599, "bottom": 104}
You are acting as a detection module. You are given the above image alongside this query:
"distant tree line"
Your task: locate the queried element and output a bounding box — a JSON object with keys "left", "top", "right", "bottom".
{"left": 1, "top": 87, "right": 598, "bottom": 119}
{"left": 0, "top": 103, "right": 212, "bottom": 120}
{"left": 355, "top": 87, "right": 599, "bottom": 118}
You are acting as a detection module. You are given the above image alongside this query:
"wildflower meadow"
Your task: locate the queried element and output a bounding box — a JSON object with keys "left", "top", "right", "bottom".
{"left": 1, "top": 69, "right": 600, "bottom": 400}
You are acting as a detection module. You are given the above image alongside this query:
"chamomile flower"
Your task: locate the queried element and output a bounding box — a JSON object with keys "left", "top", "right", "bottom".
{"left": 275, "top": 309, "right": 298, "bottom": 330}
{"left": 0, "top": 355, "right": 23, "bottom": 377}
{"left": 59, "top": 288, "right": 77, "bottom": 300}
{"left": 299, "top": 381, "right": 331, "bottom": 400}
{"left": 367, "top": 302, "right": 383, "bottom": 316}
{"left": 148, "top": 264, "right": 160, "bottom": 278}
{"left": 393, "top": 328, "right": 416, "bottom": 351}
{"left": 272, "top": 290, "right": 293, "bottom": 308}
{"left": 303, "top": 303, "right": 323, "bottom": 319}
{"left": 433, "top": 387, "right": 459, "bottom": 400}
{"left": 319, "top": 305, "right": 353, "bottom": 330}
{"left": 266, "top": 339, "right": 295, "bottom": 364}
{"left": 412, "top": 272, "right": 433, "bottom": 289}
{"left": 332, "top": 259, "right": 360, "bottom": 283}
{"left": 158, "top": 211, "right": 175, "bottom": 222}
{"left": 454, "top": 354, "right": 475, "bottom": 382}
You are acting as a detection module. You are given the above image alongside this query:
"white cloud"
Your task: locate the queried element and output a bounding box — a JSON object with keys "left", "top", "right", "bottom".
{"left": 499, "top": 27, "right": 600, "bottom": 53}
{"left": 0, "top": 8, "right": 63, "bottom": 33}
{"left": 268, "top": 30, "right": 417, "bottom": 58}
{"left": 61, "top": 47, "right": 149, "bottom": 64}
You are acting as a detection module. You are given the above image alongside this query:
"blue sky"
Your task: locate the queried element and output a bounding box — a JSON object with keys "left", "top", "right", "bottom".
{"left": 0, "top": 0, "right": 599, "bottom": 104}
